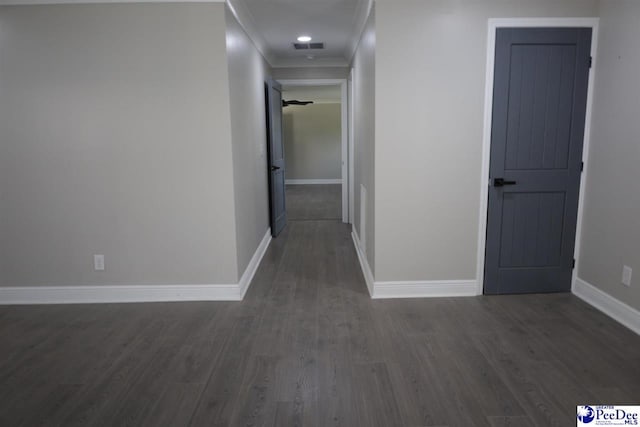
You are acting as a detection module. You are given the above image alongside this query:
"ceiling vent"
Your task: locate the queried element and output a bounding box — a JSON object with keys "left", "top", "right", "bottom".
{"left": 293, "top": 42, "right": 325, "bottom": 50}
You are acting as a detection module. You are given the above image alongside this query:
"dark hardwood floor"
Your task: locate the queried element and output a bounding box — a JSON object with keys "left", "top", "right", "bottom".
{"left": 1, "top": 219, "right": 639, "bottom": 426}
{"left": 286, "top": 184, "right": 341, "bottom": 221}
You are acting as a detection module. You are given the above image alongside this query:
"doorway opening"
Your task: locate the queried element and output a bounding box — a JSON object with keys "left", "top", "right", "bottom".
{"left": 279, "top": 79, "right": 350, "bottom": 225}
{"left": 282, "top": 84, "right": 342, "bottom": 221}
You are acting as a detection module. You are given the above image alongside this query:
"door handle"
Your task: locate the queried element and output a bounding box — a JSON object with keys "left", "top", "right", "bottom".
{"left": 271, "top": 166, "right": 281, "bottom": 171}
{"left": 493, "top": 178, "right": 517, "bottom": 187}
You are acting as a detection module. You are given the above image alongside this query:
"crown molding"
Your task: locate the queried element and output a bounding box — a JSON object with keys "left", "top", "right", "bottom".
{"left": 226, "top": 0, "right": 277, "bottom": 67}
{"left": 345, "top": 0, "right": 373, "bottom": 64}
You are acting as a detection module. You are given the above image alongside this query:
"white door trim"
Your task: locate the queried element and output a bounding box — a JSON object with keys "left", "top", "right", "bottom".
{"left": 348, "top": 69, "right": 356, "bottom": 224}
{"left": 476, "top": 17, "right": 600, "bottom": 296}
{"left": 278, "top": 78, "right": 350, "bottom": 224}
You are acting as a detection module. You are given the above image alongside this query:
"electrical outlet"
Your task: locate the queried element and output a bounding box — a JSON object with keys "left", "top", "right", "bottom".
{"left": 94, "top": 254, "right": 105, "bottom": 271}
{"left": 622, "top": 265, "right": 632, "bottom": 287}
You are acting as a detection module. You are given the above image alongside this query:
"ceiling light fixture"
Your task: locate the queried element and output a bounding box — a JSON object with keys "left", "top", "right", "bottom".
{"left": 297, "top": 35, "right": 312, "bottom": 42}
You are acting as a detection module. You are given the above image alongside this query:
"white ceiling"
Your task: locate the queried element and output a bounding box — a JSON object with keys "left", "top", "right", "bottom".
{"left": 229, "top": 0, "right": 372, "bottom": 68}
{"left": 0, "top": 0, "right": 371, "bottom": 68}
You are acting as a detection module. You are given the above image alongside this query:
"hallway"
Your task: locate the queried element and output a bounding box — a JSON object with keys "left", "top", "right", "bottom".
{"left": 1, "top": 216, "right": 640, "bottom": 426}
{"left": 2, "top": 2, "right": 640, "bottom": 426}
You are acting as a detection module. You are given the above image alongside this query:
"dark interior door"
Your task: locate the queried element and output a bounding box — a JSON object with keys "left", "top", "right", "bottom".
{"left": 265, "top": 78, "right": 286, "bottom": 237}
{"left": 484, "top": 27, "right": 592, "bottom": 295}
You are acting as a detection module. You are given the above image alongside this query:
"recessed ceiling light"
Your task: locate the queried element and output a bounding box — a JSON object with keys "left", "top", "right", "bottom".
{"left": 297, "top": 35, "right": 312, "bottom": 42}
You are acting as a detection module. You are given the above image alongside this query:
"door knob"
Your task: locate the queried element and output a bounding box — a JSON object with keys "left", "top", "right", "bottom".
{"left": 271, "top": 166, "right": 281, "bottom": 171}
{"left": 493, "top": 178, "right": 517, "bottom": 187}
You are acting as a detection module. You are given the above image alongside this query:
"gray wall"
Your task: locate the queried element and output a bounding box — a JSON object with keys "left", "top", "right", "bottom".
{"left": 0, "top": 4, "right": 239, "bottom": 286}
{"left": 225, "top": 5, "right": 272, "bottom": 279}
{"left": 351, "top": 7, "right": 376, "bottom": 272}
{"left": 283, "top": 104, "right": 342, "bottom": 181}
{"left": 374, "top": 0, "right": 598, "bottom": 282}
{"left": 578, "top": 0, "right": 640, "bottom": 310}
{"left": 273, "top": 67, "right": 349, "bottom": 80}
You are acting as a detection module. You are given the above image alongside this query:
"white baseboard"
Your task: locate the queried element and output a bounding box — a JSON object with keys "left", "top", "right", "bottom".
{"left": 350, "top": 230, "right": 476, "bottom": 299}
{"left": 285, "top": 179, "right": 342, "bottom": 185}
{"left": 238, "top": 229, "right": 272, "bottom": 299}
{"left": 0, "top": 284, "right": 243, "bottom": 305}
{"left": 0, "top": 228, "right": 272, "bottom": 305}
{"left": 373, "top": 280, "right": 478, "bottom": 299}
{"left": 351, "top": 231, "right": 374, "bottom": 297}
{"left": 573, "top": 277, "right": 640, "bottom": 336}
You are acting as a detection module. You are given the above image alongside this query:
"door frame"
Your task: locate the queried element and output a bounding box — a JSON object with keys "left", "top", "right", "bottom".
{"left": 348, "top": 69, "right": 356, "bottom": 225}
{"left": 475, "top": 18, "right": 600, "bottom": 296}
{"left": 278, "top": 78, "right": 350, "bottom": 224}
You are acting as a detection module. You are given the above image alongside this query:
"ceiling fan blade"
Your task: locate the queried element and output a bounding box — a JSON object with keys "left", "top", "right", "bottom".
{"left": 282, "top": 100, "right": 314, "bottom": 107}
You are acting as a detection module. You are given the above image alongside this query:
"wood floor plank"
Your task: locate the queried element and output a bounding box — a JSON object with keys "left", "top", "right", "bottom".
{"left": 15, "top": 383, "right": 81, "bottom": 427}
{"left": 187, "top": 315, "right": 259, "bottom": 426}
{"left": 286, "top": 184, "right": 341, "bottom": 221}
{"left": 100, "top": 336, "right": 191, "bottom": 426}
{"left": 438, "top": 334, "right": 526, "bottom": 418}
{"left": 273, "top": 401, "right": 304, "bottom": 427}
{"left": 313, "top": 360, "right": 358, "bottom": 427}
{"left": 227, "top": 355, "right": 280, "bottom": 427}
{"left": 471, "top": 329, "right": 580, "bottom": 426}
{"left": 487, "top": 415, "right": 535, "bottom": 427}
{"left": 55, "top": 317, "right": 177, "bottom": 426}
{"left": 386, "top": 357, "right": 454, "bottom": 427}
{"left": 141, "top": 383, "right": 204, "bottom": 427}
{"left": 352, "top": 362, "right": 403, "bottom": 427}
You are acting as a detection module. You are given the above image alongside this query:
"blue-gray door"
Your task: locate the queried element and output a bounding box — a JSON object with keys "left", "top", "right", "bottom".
{"left": 265, "top": 78, "right": 287, "bottom": 237}
{"left": 484, "top": 28, "right": 592, "bottom": 295}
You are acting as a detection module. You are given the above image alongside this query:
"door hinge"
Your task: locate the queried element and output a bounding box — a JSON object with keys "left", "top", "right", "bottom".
{"left": 589, "top": 56, "right": 593, "bottom": 68}
{"left": 572, "top": 259, "right": 576, "bottom": 269}
{"left": 581, "top": 161, "right": 584, "bottom": 172}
